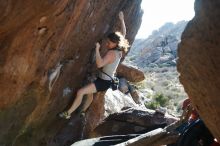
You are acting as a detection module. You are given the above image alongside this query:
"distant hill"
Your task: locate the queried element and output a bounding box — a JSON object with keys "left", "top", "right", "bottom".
{"left": 123, "top": 21, "right": 189, "bottom": 114}
{"left": 126, "top": 20, "right": 188, "bottom": 68}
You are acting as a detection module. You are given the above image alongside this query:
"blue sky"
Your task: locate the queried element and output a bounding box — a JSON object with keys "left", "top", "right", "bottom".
{"left": 136, "top": 0, "right": 195, "bottom": 38}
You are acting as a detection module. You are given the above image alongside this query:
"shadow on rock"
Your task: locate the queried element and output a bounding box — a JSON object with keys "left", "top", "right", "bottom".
{"left": 47, "top": 113, "right": 86, "bottom": 146}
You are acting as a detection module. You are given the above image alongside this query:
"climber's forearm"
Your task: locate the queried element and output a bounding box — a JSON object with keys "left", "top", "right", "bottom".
{"left": 95, "top": 47, "right": 104, "bottom": 68}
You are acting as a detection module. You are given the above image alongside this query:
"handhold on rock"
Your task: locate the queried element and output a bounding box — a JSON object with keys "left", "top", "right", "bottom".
{"left": 40, "top": 16, "right": 47, "bottom": 23}
{"left": 38, "top": 27, "right": 48, "bottom": 35}
{"left": 48, "top": 62, "right": 63, "bottom": 92}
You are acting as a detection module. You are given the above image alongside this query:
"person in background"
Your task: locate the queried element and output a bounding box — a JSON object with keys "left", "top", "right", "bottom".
{"left": 181, "top": 98, "right": 199, "bottom": 123}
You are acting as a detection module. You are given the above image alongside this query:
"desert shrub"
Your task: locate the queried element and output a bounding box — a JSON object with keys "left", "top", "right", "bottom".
{"left": 132, "top": 66, "right": 187, "bottom": 114}
{"left": 145, "top": 101, "right": 159, "bottom": 110}
{"left": 161, "top": 80, "right": 169, "bottom": 86}
{"left": 154, "top": 93, "right": 169, "bottom": 107}
{"left": 129, "top": 56, "right": 136, "bottom": 61}
{"left": 145, "top": 93, "right": 169, "bottom": 110}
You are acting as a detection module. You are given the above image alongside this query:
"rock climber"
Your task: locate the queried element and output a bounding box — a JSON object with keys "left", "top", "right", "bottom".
{"left": 59, "top": 11, "right": 129, "bottom": 119}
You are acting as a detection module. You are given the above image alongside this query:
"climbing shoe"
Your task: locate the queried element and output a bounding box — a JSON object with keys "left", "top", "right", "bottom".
{"left": 59, "top": 111, "right": 71, "bottom": 119}
{"left": 79, "top": 111, "right": 86, "bottom": 118}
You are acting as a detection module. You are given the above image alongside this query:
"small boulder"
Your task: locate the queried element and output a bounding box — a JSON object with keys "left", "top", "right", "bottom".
{"left": 117, "top": 64, "right": 145, "bottom": 82}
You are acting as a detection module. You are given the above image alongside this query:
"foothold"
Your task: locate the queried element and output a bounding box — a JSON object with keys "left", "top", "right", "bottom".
{"left": 40, "top": 16, "right": 47, "bottom": 23}
{"left": 89, "top": 11, "right": 94, "bottom": 18}
{"left": 75, "top": 55, "right": 80, "bottom": 59}
{"left": 38, "top": 27, "right": 48, "bottom": 35}
{"left": 39, "top": 74, "right": 48, "bottom": 87}
{"left": 92, "top": 25, "right": 96, "bottom": 32}
{"left": 68, "top": 122, "right": 74, "bottom": 126}
{"left": 63, "top": 87, "right": 72, "bottom": 97}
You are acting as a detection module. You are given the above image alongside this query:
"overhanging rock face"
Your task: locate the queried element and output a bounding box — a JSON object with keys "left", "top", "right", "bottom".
{"left": 0, "top": 0, "right": 142, "bottom": 145}
{"left": 178, "top": 0, "right": 220, "bottom": 141}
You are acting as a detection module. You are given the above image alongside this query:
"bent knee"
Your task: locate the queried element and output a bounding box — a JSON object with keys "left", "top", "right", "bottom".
{"left": 87, "top": 94, "right": 93, "bottom": 100}
{"left": 77, "top": 88, "right": 85, "bottom": 96}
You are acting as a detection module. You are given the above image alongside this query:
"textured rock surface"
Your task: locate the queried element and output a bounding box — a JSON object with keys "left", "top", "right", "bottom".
{"left": 104, "top": 89, "right": 139, "bottom": 117}
{"left": 117, "top": 63, "right": 145, "bottom": 82}
{"left": 89, "top": 108, "right": 178, "bottom": 138}
{"left": 84, "top": 90, "right": 140, "bottom": 138}
{"left": 0, "top": 0, "right": 142, "bottom": 145}
{"left": 177, "top": 0, "right": 220, "bottom": 141}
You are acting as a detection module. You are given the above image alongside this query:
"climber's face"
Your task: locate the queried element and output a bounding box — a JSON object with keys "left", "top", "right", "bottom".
{"left": 106, "top": 39, "right": 117, "bottom": 49}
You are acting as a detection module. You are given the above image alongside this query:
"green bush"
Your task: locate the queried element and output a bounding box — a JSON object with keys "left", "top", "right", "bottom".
{"left": 154, "top": 93, "right": 169, "bottom": 107}
{"left": 129, "top": 56, "right": 136, "bottom": 61}
{"left": 145, "top": 93, "right": 169, "bottom": 110}
{"left": 145, "top": 101, "right": 159, "bottom": 110}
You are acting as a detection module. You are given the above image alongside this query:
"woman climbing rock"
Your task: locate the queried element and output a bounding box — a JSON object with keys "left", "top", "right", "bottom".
{"left": 59, "top": 11, "right": 129, "bottom": 119}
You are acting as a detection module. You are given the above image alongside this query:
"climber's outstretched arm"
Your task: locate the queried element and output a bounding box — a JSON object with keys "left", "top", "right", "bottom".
{"left": 119, "top": 11, "right": 126, "bottom": 37}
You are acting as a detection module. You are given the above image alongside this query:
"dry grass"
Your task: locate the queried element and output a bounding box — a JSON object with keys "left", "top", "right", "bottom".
{"left": 134, "top": 66, "right": 187, "bottom": 115}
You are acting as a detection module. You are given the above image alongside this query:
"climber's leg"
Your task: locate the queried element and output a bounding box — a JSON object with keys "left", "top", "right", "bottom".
{"left": 81, "top": 94, "right": 94, "bottom": 112}
{"left": 67, "top": 83, "right": 96, "bottom": 115}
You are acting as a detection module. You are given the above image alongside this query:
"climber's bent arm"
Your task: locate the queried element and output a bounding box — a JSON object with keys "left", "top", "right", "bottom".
{"left": 95, "top": 43, "right": 115, "bottom": 68}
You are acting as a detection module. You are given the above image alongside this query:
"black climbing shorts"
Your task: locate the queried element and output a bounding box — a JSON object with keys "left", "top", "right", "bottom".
{"left": 94, "top": 77, "right": 112, "bottom": 92}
